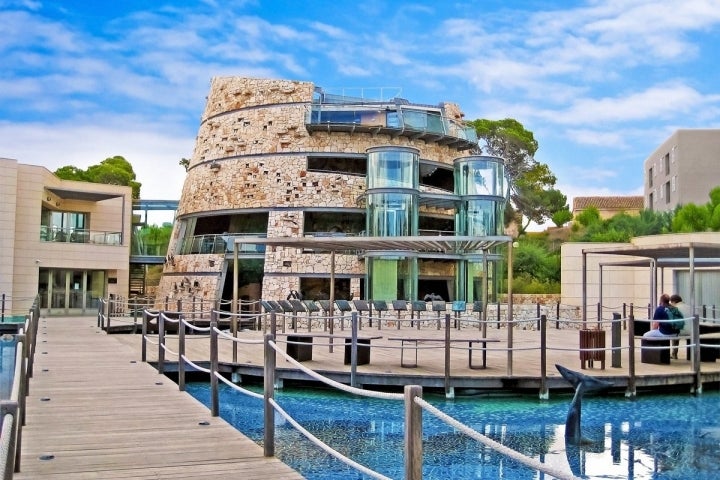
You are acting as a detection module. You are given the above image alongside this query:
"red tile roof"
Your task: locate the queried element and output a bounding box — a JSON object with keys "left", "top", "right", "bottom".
{"left": 572, "top": 196, "right": 644, "bottom": 212}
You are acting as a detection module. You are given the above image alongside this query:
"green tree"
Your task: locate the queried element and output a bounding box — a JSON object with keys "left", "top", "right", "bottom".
{"left": 55, "top": 156, "right": 142, "bottom": 199}
{"left": 470, "top": 118, "right": 567, "bottom": 233}
{"left": 551, "top": 208, "right": 573, "bottom": 227}
{"left": 179, "top": 157, "right": 190, "bottom": 172}
{"left": 575, "top": 206, "right": 601, "bottom": 227}
{"left": 672, "top": 203, "right": 710, "bottom": 232}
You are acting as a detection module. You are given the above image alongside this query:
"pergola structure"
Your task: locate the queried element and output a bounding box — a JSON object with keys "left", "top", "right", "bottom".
{"left": 581, "top": 241, "right": 720, "bottom": 323}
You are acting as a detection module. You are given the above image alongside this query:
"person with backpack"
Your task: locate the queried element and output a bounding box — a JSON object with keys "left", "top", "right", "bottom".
{"left": 669, "top": 294, "right": 691, "bottom": 359}
{"left": 643, "top": 293, "right": 681, "bottom": 338}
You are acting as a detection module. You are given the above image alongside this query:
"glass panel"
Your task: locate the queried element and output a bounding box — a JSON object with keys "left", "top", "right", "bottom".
{"left": 367, "top": 193, "right": 416, "bottom": 237}
{"left": 87, "top": 270, "right": 105, "bottom": 308}
{"left": 455, "top": 156, "right": 506, "bottom": 198}
{"left": 367, "top": 149, "right": 417, "bottom": 189}
{"left": 69, "top": 271, "right": 84, "bottom": 309}
{"left": 51, "top": 270, "right": 68, "bottom": 309}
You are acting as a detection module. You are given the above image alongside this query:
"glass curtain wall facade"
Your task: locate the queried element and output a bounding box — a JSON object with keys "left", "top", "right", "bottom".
{"left": 366, "top": 146, "right": 419, "bottom": 300}
{"left": 454, "top": 156, "right": 508, "bottom": 302}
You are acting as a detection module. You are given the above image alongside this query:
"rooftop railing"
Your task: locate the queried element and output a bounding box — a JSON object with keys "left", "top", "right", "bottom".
{"left": 178, "top": 233, "right": 267, "bottom": 255}
{"left": 305, "top": 104, "right": 478, "bottom": 150}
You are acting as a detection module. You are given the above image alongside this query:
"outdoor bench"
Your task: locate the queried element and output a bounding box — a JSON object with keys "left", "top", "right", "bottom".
{"left": 640, "top": 333, "right": 720, "bottom": 364}
{"left": 278, "top": 333, "right": 382, "bottom": 365}
{"left": 387, "top": 337, "right": 500, "bottom": 369}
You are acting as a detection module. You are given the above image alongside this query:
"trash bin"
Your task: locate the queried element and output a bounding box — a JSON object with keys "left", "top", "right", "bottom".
{"left": 579, "top": 329, "right": 606, "bottom": 369}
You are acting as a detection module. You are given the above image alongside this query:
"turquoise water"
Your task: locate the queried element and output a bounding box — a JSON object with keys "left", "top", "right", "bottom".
{"left": 0, "top": 336, "right": 17, "bottom": 400}
{"left": 186, "top": 382, "right": 720, "bottom": 479}
{"left": 0, "top": 315, "right": 26, "bottom": 323}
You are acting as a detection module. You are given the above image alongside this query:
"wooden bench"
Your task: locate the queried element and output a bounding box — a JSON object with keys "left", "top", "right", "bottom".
{"left": 388, "top": 337, "right": 500, "bottom": 369}
{"left": 279, "top": 333, "right": 382, "bottom": 365}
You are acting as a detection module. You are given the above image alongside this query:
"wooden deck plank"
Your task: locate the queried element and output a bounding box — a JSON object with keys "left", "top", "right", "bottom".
{"left": 16, "top": 316, "right": 304, "bottom": 480}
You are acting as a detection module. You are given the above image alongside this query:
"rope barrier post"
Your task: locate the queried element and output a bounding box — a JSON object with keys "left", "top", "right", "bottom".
{"left": 270, "top": 311, "right": 277, "bottom": 338}
{"left": 1, "top": 400, "right": 18, "bottom": 476}
{"left": 626, "top": 306, "right": 636, "bottom": 398}
{"left": 158, "top": 313, "right": 165, "bottom": 375}
{"left": 539, "top": 314, "right": 548, "bottom": 400}
{"left": 105, "top": 297, "right": 111, "bottom": 331}
{"left": 141, "top": 310, "right": 147, "bottom": 363}
{"left": 612, "top": 312, "right": 622, "bottom": 368}
{"left": 556, "top": 301, "right": 560, "bottom": 329}
{"left": 693, "top": 314, "right": 702, "bottom": 394}
{"left": 444, "top": 314, "right": 452, "bottom": 399}
{"left": 210, "top": 319, "right": 219, "bottom": 417}
{"left": 350, "top": 312, "right": 358, "bottom": 389}
{"left": 536, "top": 303, "right": 541, "bottom": 330}
{"left": 178, "top": 317, "right": 186, "bottom": 392}
{"left": 404, "top": 385, "right": 423, "bottom": 480}
{"left": 264, "top": 333, "right": 276, "bottom": 457}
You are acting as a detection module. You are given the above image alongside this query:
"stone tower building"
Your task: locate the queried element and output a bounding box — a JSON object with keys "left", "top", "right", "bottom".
{"left": 159, "top": 77, "right": 508, "bottom": 305}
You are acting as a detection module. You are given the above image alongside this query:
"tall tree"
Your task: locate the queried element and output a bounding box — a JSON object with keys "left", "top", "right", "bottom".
{"left": 470, "top": 118, "right": 566, "bottom": 233}
{"left": 55, "top": 156, "right": 142, "bottom": 199}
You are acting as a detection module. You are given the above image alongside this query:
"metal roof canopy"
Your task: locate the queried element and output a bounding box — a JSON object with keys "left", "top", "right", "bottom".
{"left": 581, "top": 241, "right": 720, "bottom": 323}
{"left": 235, "top": 235, "right": 511, "bottom": 254}
{"left": 47, "top": 187, "right": 124, "bottom": 202}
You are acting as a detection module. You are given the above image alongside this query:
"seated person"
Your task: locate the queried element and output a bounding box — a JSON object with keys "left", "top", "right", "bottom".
{"left": 643, "top": 293, "right": 680, "bottom": 338}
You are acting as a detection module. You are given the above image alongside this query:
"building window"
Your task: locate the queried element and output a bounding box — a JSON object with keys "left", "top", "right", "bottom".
{"left": 307, "top": 156, "right": 367, "bottom": 176}
{"left": 648, "top": 192, "right": 654, "bottom": 210}
{"left": 648, "top": 167, "right": 653, "bottom": 187}
{"left": 663, "top": 153, "right": 670, "bottom": 175}
{"left": 664, "top": 181, "right": 671, "bottom": 204}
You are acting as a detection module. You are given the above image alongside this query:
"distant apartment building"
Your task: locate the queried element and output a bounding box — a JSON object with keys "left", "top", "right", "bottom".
{"left": 644, "top": 129, "right": 720, "bottom": 212}
{"left": 0, "top": 158, "right": 131, "bottom": 315}
{"left": 160, "top": 77, "right": 509, "bottom": 304}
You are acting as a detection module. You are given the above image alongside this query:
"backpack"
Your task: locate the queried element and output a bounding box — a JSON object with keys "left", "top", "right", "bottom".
{"left": 666, "top": 306, "right": 685, "bottom": 332}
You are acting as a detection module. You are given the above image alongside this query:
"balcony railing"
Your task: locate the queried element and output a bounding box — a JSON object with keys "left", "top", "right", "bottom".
{"left": 305, "top": 103, "right": 478, "bottom": 150}
{"left": 179, "top": 233, "right": 267, "bottom": 255}
{"left": 40, "top": 226, "right": 122, "bottom": 246}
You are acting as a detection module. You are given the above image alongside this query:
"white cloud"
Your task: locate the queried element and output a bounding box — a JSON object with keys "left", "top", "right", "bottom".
{"left": 0, "top": 119, "right": 194, "bottom": 201}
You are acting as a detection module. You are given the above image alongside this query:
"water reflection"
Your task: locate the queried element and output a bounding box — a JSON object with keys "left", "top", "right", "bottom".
{"left": 185, "top": 383, "right": 720, "bottom": 479}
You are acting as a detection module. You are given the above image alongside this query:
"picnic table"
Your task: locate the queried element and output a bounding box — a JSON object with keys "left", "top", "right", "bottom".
{"left": 388, "top": 337, "right": 500, "bottom": 369}
{"left": 279, "top": 332, "right": 382, "bottom": 365}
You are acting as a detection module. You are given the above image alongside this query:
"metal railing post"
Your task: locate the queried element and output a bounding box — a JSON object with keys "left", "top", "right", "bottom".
{"left": 539, "top": 314, "right": 548, "bottom": 400}
{"left": 264, "top": 333, "right": 276, "bottom": 457}
{"left": 404, "top": 385, "right": 423, "bottom": 480}
{"left": 444, "top": 314, "right": 451, "bottom": 398}
{"left": 157, "top": 313, "right": 165, "bottom": 375}
{"left": 693, "top": 314, "right": 702, "bottom": 394}
{"left": 612, "top": 312, "right": 622, "bottom": 368}
{"left": 210, "top": 320, "right": 219, "bottom": 416}
{"left": 350, "top": 312, "right": 358, "bottom": 388}
{"left": 141, "top": 310, "right": 148, "bottom": 363}
{"left": 178, "top": 318, "right": 186, "bottom": 392}
{"left": 626, "top": 306, "right": 636, "bottom": 398}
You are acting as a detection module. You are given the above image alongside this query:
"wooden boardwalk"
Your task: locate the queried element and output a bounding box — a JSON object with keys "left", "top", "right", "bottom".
{"left": 111, "top": 312, "right": 720, "bottom": 394}
{"left": 15, "top": 316, "right": 304, "bottom": 480}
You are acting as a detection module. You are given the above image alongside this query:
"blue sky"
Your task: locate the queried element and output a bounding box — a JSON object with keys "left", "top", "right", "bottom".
{"left": 2, "top": 0, "right": 720, "bottom": 225}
